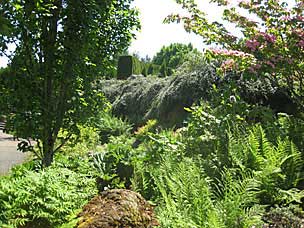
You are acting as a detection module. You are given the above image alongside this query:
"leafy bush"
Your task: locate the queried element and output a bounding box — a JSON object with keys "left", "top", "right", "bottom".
{"left": 153, "top": 156, "right": 216, "bottom": 228}
{"left": 99, "top": 60, "right": 217, "bottom": 126}
{"left": 99, "top": 75, "right": 169, "bottom": 125}
{"left": 0, "top": 167, "right": 97, "bottom": 228}
{"left": 127, "top": 101, "right": 304, "bottom": 227}
{"left": 92, "top": 133, "right": 137, "bottom": 191}
{"left": 148, "top": 153, "right": 263, "bottom": 228}
{"left": 0, "top": 124, "right": 108, "bottom": 227}
{"left": 152, "top": 43, "right": 202, "bottom": 76}
{"left": 95, "top": 112, "right": 132, "bottom": 144}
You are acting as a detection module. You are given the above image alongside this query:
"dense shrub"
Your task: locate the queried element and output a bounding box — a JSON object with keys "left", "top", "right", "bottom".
{"left": 152, "top": 43, "right": 201, "bottom": 76}
{"left": 99, "top": 60, "right": 218, "bottom": 126}
{"left": 99, "top": 75, "right": 169, "bottom": 125}
{"left": 127, "top": 103, "right": 304, "bottom": 227}
{"left": 92, "top": 133, "right": 136, "bottom": 191}
{"left": 94, "top": 112, "right": 132, "bottom": 144}
{"left": 100, "top": 54, "right": 295, "bottom": 128}
{"left": 0, "top": 125, "right": 103, "bottom": 228}
{"left": 116, "top": 55, "right": 161, "bottom": 79}
{"left": 0, "top": 167, "right": 97, "bottom": 228}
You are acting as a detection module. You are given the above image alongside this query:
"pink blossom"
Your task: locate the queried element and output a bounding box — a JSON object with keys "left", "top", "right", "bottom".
{"left": 259, "top": 32, "right": 276, "bottom": 43}
{"left": 245, "top": 39, "right": 260, "bottom": 51}
{"left": 248, "top": 63, "right": 262, "bottom": 73}
{"left": 265, "top": 60, "right": 275, "bottom": 68}
{"left": 221, "top": 59, "right": 235, "bottom": 70}
{"left": 282, "top": 16, "right": 291, "bottom": 21}
{"left": 298, "top": 40, "right": 304, "bottom": 48}
{"left": 210, "top": 48, "right": 253, "bottom": 59}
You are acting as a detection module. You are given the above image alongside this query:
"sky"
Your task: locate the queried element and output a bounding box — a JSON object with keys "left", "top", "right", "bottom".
{"left": 128, "top": 0, "right": 223, "bottom": 58}
{"left": 0, "top": 55, "right": 8, "bottom": 68}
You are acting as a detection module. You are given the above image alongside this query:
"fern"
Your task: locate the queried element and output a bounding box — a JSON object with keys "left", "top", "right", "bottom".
{"left": 0, "top": 167, "right": 97, "bottom": 227}
{"left": 236, "top": 125, "right": 304, "bottom": 205}
{"left": 278, "top": 140, "right": 303, "bottom": 188}
{"left": 152, "top": 156, "right": 216, "bottom": 228}
{"left": 215, "top": 169, "right": 262, "bottom": 228}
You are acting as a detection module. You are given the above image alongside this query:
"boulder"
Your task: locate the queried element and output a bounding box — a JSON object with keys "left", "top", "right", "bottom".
{"left": 77, "top": 189, "right": 159, "bottom": 228}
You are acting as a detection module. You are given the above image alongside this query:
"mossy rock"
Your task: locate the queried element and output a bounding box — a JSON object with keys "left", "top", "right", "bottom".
{"left": 261, "top": 206, "right": 304, "bottom": 228}
{"left": 76, "top": 189, "right": 159, "bottom": 228}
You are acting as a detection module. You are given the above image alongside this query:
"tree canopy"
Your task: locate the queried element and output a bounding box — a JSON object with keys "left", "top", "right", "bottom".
{"left": 0, "top": 0, "right": 140, "bottom": 166}
{"left": 152, "top": 43, "right": 200, "bottom": 76}
{"left": 166, "top": 0, "right": 304, "bottom": 109}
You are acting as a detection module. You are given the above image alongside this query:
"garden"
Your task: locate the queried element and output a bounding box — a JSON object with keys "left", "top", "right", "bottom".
{"left": 0, "top": 0, "right": 304, "bottom": 227}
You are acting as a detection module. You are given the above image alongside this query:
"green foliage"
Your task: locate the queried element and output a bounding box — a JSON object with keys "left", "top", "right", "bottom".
{"left": 146, "top": 152, "right": 263, "bottom": 228}
{"left": 152, "top": 43, "right": 201, "bottom": 76}
{"left": 100, "top": 60, "right": 217, "bottom": 126}
{"left": 99, "top": 75, "right": 169, "bottom": 125}
{"left": 147, "top": 63, "right": 161, "bottom": 76}
{"left": 0, "top": 0, "right": 140, "bottom": 166}
{"left": 117, "top": 55, "right": 144, "bottom": 79}
{"left": 245, "top": 126, "right": 304, "bottom": 205}
{"left": 167, "top": 0, "right": 304, "bottom": 109}
{"left": 153, "top": 156, "right": 215, "bottom": 228}
{"left": 134, "top": 119, "right": 158, "bottom": 142}
{"left": 92, "top": 133, "right": 137, "bottom": 191}
{"left": 0, "top": 167, "right": 97, "bottom": 228}
{"left": 183, "top": 104, "right": 304, "bottom": 203}
{"left": 58, "top": 125, "right": 100, "bottom": 157}
{"left": 117, "top": 55, "right": 161, "bottom": 79}
{"left": 1, "top": 86, "right": 303, "bottom": 228}
{"left": 0, "top": 125, "right": 106, "bottom": 227}
{"left": 125, "top": 100, "right": 304, "bottom": 227}
{"left": 273, "top": 113, "right": 304, "bottom": 151}
{"left": 95, "top": 112, "right": 132, "bottom": 144}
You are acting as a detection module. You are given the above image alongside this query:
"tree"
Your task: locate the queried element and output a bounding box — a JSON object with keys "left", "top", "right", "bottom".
{"left": 0, "top": 0, "right": 140, "bottom": 167}
{"left": 166, "top": 0, "right": 304, "bottom": 109}
{"left": 152, "top": 43, "right": 200, "bottom": 76}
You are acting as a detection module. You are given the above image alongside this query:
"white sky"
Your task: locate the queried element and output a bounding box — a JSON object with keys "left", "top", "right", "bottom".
{"left": 128, "top": 0, "right": 223, "bottom": 58}
{"left": 0, "top": 56, "right": 8, "bottom": 68}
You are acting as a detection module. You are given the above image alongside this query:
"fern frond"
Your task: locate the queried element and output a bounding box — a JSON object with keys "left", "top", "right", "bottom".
{"left": 278, "top": 139, "right": 303, "bottom": 188}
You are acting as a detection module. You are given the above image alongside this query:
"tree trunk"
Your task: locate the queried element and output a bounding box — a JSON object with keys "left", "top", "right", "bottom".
{"left": 40, "top": 0, "right": 62, "bottom": 167}
{"left": 42, "top": 134, "right": 55, "bottom": 167}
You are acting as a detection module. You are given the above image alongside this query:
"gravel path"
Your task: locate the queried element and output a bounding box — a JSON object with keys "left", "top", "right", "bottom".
{"left": 0, "top": 122, "right": 28, "bottom": 175}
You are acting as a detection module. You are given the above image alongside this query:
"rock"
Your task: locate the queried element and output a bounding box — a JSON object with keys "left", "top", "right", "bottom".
{"left": 77, "top": 189, "right": 159, "bottom": 228}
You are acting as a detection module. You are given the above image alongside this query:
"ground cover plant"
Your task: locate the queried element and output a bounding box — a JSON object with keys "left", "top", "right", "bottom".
{"left": 0, "top": 125, "right": 102, "bottom": 228}
{"left": 129, "top": 102, "right": 304, "bottom": 228}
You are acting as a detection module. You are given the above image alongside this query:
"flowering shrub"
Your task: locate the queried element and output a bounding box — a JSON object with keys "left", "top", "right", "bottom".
{"left": 166, "top": 0, "right": 304, "bottom": 109}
